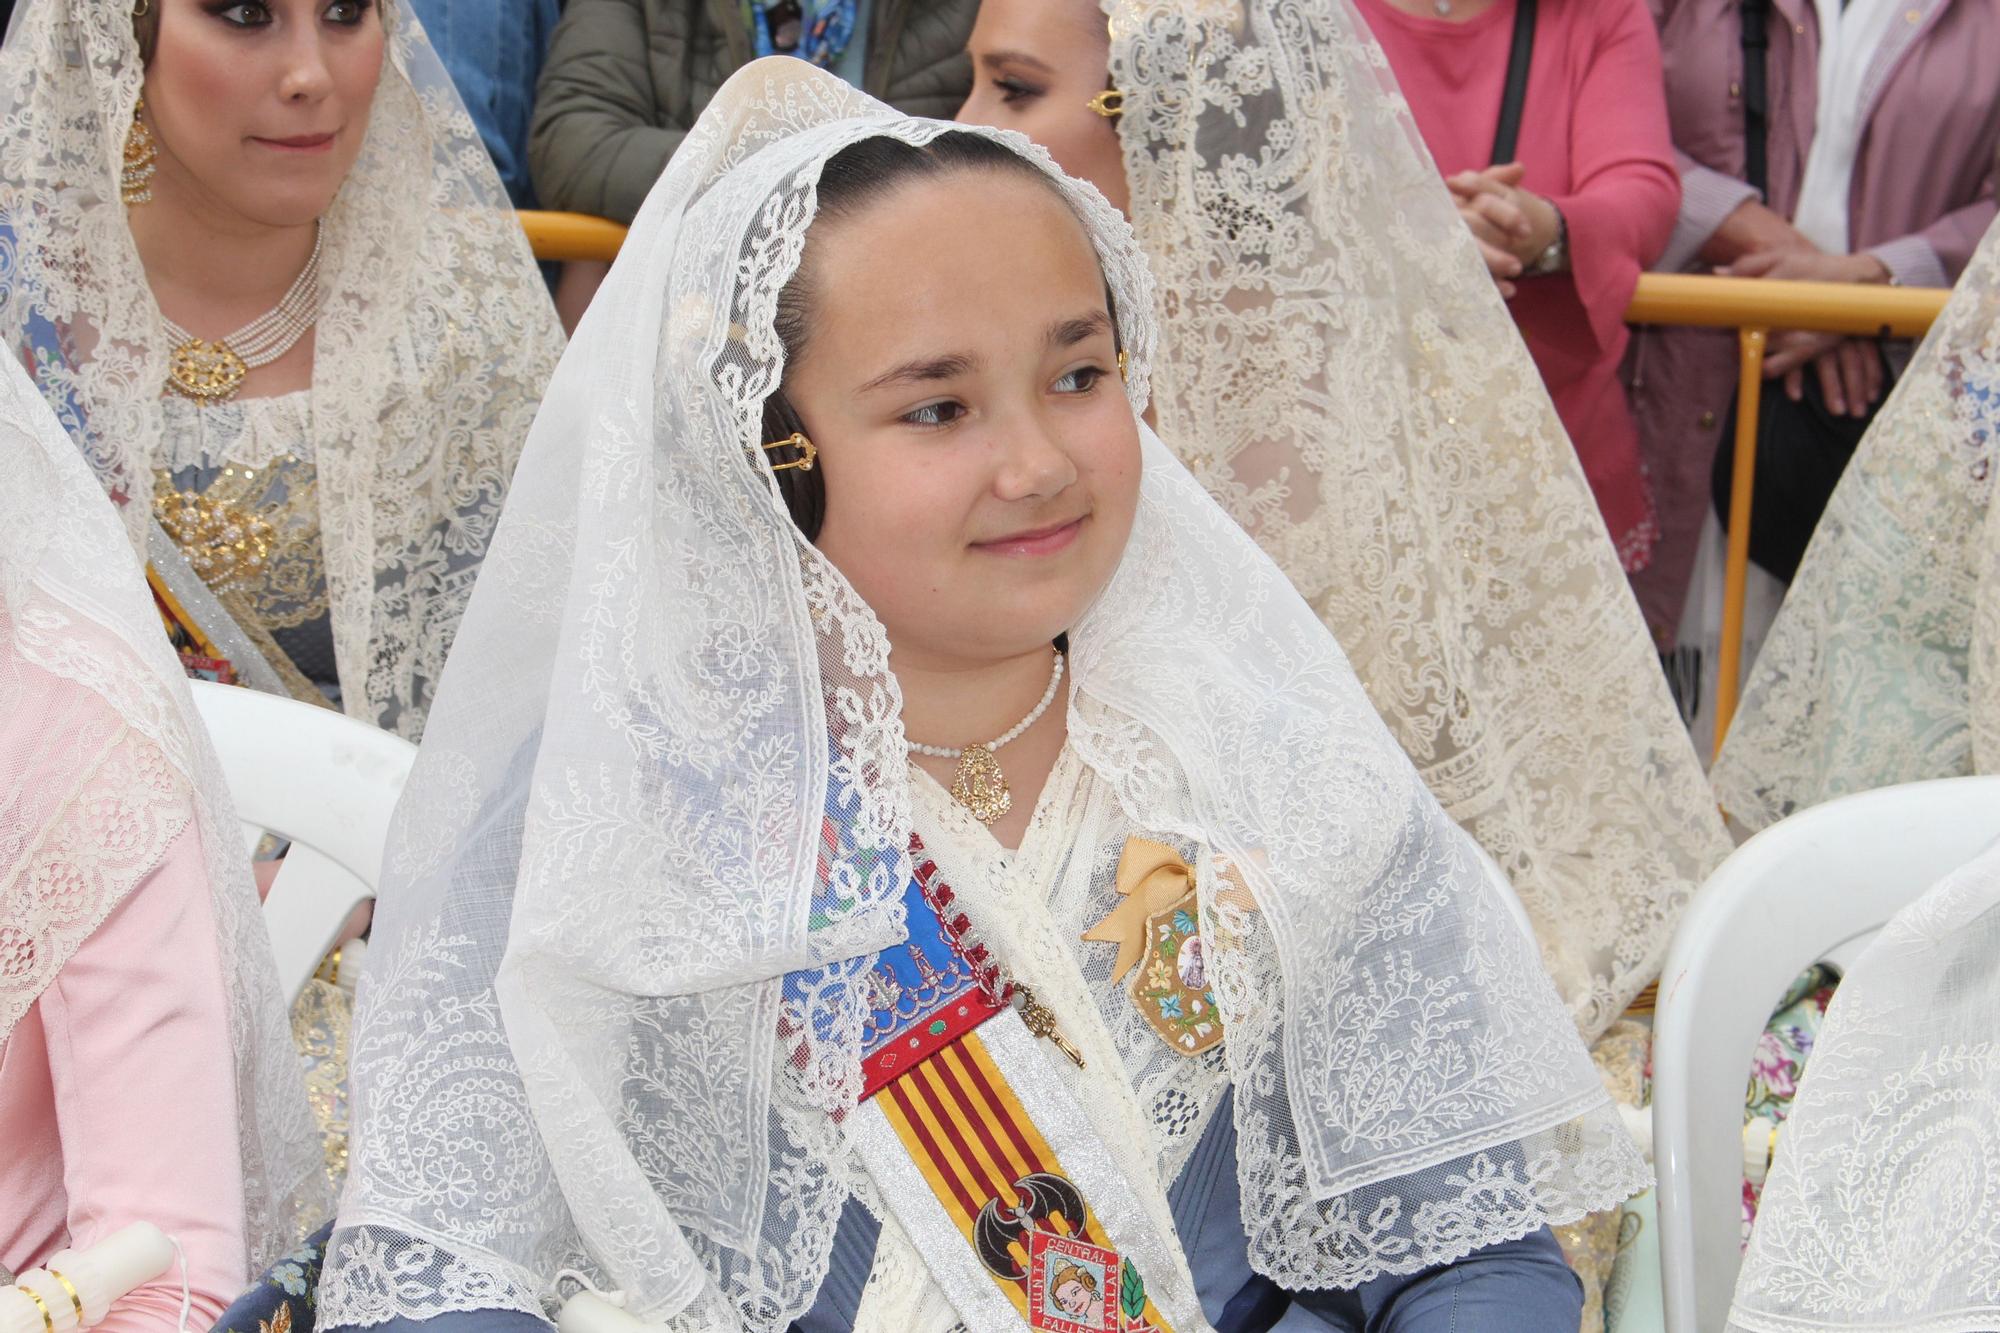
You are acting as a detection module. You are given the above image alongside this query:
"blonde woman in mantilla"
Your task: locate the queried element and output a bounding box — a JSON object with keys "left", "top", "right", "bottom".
{"left": 1713, "top": 213, "right": 2000, "bottom": 829}
{"left": 0, "top": 0, "right": 561, "bottom": 738}
{"left": 957, "top": 0, "right": 1730, "bottom": 1040}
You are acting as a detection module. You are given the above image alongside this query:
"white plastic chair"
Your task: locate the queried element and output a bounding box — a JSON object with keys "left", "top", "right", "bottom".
{"left": 188, "top": 680, "right": 416, "bottom": 1002}
{"left": 1651, "top": 775, "right": 2000, "bottom": 1333}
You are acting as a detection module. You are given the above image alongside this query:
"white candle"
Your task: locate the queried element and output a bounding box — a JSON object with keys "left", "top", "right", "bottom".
{"left": 1, "top": 1224, "right": 174, "bottom": 1333}
{"left": 557, "top": 1290, "right": 658, "bottom": 1333}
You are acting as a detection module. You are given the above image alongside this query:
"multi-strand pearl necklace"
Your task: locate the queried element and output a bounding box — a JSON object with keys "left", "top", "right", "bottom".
{"left": 908, "top": 649, "right": 1066, "bottom": 825}
{"left": 161, "top": 223, "right": 324, "bottom": 403}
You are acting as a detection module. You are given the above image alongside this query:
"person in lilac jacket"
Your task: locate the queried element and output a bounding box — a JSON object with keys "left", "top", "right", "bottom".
{"left": 1625, "top": 0, "right": 2000, "bottom": 644}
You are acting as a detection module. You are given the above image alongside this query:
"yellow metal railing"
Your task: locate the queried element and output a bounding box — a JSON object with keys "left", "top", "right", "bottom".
{"left": 1624, "top": 275, "right": 1946, "bottom": 749}
{"left": 516, "top": 211, "right": 1953, "bottom": 750}
{"left": 520, "top": 210, "right": 628, "bottom": 262}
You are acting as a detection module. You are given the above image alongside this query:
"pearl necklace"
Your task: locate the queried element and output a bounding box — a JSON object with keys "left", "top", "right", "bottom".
{"left": 908, "top": 649, "right": 1065, "bottom": 825}
{"left": 161, "top": 224, "right": 324, "bottom": 403}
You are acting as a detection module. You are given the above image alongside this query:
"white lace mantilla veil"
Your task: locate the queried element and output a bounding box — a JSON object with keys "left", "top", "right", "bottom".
{"left": 0, "top": 352, "right": 326, "bottom": 1268}
{"left": 1105, "top": 0, "right": 1730, "bottom": 1036}
{"left": 1712, "top": 216, "right": 2000, "bottom": 829}
{"left": 1725, "top": 837, "right": 2000, "bottom": 1333}
{"left": 0, "top": 0, "right": 563, "bottom": 739}
{"left": 318, "top": 57, "right": 1645, "bottom": 1333}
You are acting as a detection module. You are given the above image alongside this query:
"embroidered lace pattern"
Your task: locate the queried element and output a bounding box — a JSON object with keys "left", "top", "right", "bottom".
{"left": 319, "top": 60, "right": 1642, "bottom": 1333}
{"left": 0, "top": 352, "right": 326, "bottom": 1271}
{"left": 1713, "top": 221, "right": 2000, "bottom": 828}
{"left": 1727, "top": 842, "right": 2000, "bottom": 1332}
{"left": 0, "top": 0, "right": 563, "bottom": 738}
{"left": 1110, "top": 0, "right": 1729, "bottom": 1037}
{"left": 0, "top": 684, "right": 192, "bottom": 1040}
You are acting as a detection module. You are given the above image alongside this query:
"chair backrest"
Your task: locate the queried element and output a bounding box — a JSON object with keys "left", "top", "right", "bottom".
{"left": 1652, "top": 775, "right": 2000, "bottom": 1333}
{"left": 188, "top": 681, "right": 416, "bottom": 1002}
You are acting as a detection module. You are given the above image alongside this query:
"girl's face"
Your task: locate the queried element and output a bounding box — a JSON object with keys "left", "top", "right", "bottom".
{"left": 956, "top": 0, "right": 1128, "bottom": 216}
{"left": 142, "top": 0, "right": 386, "bottom": 226}
{"left": 784, "top": 168, "right": 1141, "bottom": 671}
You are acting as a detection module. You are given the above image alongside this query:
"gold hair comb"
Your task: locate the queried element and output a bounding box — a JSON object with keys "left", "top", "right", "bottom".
{"left": 760, "top": 432, "right": 817, "bottom": 472}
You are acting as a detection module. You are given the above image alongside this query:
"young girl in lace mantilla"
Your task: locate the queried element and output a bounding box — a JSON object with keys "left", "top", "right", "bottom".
{"left": 319, "top": 58, "right": 1644, "bottom": 1333}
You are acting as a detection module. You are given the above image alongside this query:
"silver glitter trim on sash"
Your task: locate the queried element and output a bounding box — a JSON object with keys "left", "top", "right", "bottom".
{"left": 145, "top": 518, "right": 288, "bottom": 697}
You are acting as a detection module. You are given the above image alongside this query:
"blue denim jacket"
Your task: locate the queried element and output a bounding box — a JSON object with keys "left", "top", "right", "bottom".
{"left": 407, "top": 0, "right": 561, "bottom": 207}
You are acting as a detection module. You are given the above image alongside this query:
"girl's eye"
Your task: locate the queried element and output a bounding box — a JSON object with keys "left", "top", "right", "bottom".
{"left": 902, "top": 400, "right": 967, "bottom": 428}
{"left": 211, "top": 2, "right": 273, "bottom": 25}
{"left": 1054, "top": 366, "right": 1105, "bottom": 395}
{"left": 996, "top": 77, "right": 1042, "bottom": 105}
{"left": 326, "top": 0, "right": 372, "bottom": 22}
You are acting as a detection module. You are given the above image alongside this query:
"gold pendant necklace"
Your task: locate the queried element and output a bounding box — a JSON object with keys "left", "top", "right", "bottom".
{"left": 909, "top": 649, "right": 1065, "bottom": 825}
{"left": 947, "top": 744, "right": 1013, "bottom": 824}
{"left": 160, "top": 224, "right": 324, "bottom": 404}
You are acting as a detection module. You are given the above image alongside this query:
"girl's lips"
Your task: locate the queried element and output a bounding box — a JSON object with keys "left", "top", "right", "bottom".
{"left": 973, "top": 516, "right": 1085, "bottom": 557}
{"left": 253, "top": 133, "right": 337, "bottom": 153}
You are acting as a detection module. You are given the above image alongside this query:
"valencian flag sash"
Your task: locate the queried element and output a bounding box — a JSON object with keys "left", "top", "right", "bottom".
{"left": 783, "top": 816, "right": 1207, "bottom": 1333}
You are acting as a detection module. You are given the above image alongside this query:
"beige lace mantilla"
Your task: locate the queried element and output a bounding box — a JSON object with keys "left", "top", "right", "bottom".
{"left": 1110, "top": 0, "right": 1729, "bottom": 1036}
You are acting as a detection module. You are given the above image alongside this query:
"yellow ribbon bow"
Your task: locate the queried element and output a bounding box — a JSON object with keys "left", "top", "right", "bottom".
{"left": 1083, "top": 837, "right": 1196, "bottom": 983}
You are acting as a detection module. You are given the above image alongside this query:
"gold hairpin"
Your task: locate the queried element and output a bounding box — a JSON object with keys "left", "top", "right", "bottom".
{"left": 1117, "top": 350, "right": 1129, "bottom": 383}
{"left": 760, "top": 431, "right": 817, "bottom": 472}
{"left": 1086, "top": 89, "right": 1125, "bottom": 118}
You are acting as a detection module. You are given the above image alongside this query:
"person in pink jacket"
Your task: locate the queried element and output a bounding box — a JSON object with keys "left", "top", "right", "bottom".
{"left": 0, "top": 354, "right": 323, "bottom": 1330}
{"left": 1626, "top": 0, "right": 2000, "bottom": 644}
{"left": 1354, "top": 0, "right": 1682, "bottom": 574}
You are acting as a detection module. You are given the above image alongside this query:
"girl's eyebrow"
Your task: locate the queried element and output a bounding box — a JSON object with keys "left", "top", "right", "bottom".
{"left": 859, "top": 353, "right": 978, "bottom": 393}
{"left": 857, "top": 313, "right": 1106, "bottom": 393}
{"left": 1050, "top": 311, "right": 1110, "bottom": 348}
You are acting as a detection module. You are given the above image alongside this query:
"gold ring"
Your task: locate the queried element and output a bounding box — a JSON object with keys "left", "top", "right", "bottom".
{"left": 17, "top": 1283, "right": 54, "bottom": 1333}
{"left": 47, "top": 1269, "right": 84, "bottom": 1324}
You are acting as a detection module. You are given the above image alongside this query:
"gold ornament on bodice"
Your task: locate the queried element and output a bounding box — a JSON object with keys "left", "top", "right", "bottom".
{"left": 154, "top": 477, "right": 276, "bottom": 594}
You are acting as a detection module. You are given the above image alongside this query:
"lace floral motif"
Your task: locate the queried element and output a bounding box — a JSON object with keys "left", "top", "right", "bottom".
{"left": 1714, "top": 221, "right": 2000, "bottom": 828}
{"left": 0, "top": 696, "right": 191, "bottom": 1037}
{"left": 0, "top": 0, "right": 563, "bottom": 739}
{"left": 1111, "top": 0, "right": 1729, "bottom": 1038}
{"left": 1727, "top": 846, "right": 2000, "bottom": 1332}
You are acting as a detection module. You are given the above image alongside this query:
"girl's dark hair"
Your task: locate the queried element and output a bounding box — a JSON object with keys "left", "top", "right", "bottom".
{"left": 762, "top": 132, "right": 1116, "bottom": 541}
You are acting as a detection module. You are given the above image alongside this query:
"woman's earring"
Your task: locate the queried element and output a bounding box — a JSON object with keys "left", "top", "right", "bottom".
{"left": 122, "top": 95, "right": 157, "bottom": 206}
